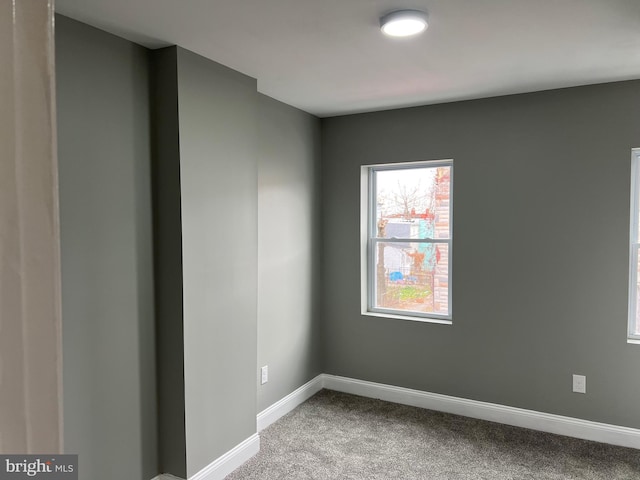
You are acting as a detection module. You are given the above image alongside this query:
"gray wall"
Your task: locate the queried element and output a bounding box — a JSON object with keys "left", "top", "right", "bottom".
{"left": 321, "top": 81, "right": 640, "bottom": 429}
{"left": 257, "top": 95, "right": 323, "bottom": 412}
{"left": 57, "top": 17, "right": 324, "bottom": 477}
{"left": 175, "top": 48, "right": 258, "bottom": 477}
{"left": 150, "top": 47, "right": 186, "bottom": 477}
{"left": 152, "top": 51, "right": 324, "bottom": 478}
{"left": 56, "top": 16, "right": 158, "bottom": 480}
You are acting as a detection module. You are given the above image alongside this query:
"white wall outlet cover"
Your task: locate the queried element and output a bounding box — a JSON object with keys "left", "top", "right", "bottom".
{"left": 572, "top": 374, "right": 586, "bottom": 394}
{"left": 261, "top": 365, "right": 268, "bottom": 385}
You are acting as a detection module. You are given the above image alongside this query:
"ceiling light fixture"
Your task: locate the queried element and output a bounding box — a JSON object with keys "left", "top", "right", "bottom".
{"left": 380, "top": 10, "right": 428, "bottom": 37}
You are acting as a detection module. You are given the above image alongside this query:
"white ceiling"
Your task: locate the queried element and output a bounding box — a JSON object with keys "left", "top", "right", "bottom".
{"left": 55, "top": 0, "right": 640, "bottom": 117}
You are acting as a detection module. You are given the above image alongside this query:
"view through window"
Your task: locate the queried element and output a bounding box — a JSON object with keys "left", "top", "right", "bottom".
{"left": 365, "top": 161, "right": 452, "bottom": 320}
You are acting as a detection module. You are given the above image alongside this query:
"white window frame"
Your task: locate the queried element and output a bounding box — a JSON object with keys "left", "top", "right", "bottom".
{"left": 628, "top": 148, "right": 640, "bottom": 344}
{"left": 360, "top": 160, "right": 453, "bottom": 324}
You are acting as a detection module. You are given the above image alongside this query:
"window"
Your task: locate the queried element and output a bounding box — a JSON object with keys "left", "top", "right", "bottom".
{"left": 628, "top": 149, "right": 640, "bottom": 343}
{"left": 361, "top": 160, "right": 453, "bottom": 323}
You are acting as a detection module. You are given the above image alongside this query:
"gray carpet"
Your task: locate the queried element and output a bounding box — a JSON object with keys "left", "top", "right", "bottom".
{"left": 226, "top": 389, "right": 640, "bottom": 479}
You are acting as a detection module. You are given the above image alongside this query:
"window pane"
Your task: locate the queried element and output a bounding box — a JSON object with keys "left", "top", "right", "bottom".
{"left": 632, "top": 152, "right": 640, "bottom": 339}
{"left": 373, "top": 241, "right": 449, "bottom": 316}
{"left": 375, "top": 166, "right": 451, "bottom": 239}
{"left": 636, "top": 165, "right": 640, "bottom": 241}
{"left": 635, "top": 249, "right": 640, "bottom": 336}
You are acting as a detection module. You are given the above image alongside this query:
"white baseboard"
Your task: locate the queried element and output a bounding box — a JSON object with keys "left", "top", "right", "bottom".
{"left": 188, "top": 433, "right": 260, "bottom": 480}
{"left": 153, "top": 375, "right": 324, "bottom": 480}
{"left": 257, "top": 375, "right": 324, "bottom": 431}
{"left": 322, "top": 374, "right": 640, "bottom": 450}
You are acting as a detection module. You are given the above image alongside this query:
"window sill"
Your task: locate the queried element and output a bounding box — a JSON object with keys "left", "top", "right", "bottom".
{"left": 361, "top": 310, "right": 452, "bottom": 325}
{"left": 627, "top": 338, "right": 640, "bottom": 345}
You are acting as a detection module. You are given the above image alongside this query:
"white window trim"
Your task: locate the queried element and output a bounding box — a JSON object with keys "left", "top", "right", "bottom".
{"left": 628, "top": 149, "right": 640, "bottom": 343}
{"left": 360, "top": 160, "right": 453, "bottom": 324}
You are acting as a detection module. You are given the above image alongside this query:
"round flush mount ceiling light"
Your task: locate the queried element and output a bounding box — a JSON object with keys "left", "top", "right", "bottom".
{"left": 380, "top": 9, "right": 429, "bottom": 37}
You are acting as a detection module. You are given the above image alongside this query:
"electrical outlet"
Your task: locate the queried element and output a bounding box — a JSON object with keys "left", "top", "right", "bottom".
{"left": 572, "top": 374, "right": 586, "bottom": 394}
{"left": 261, "top": 365, "right": 268, "bottom": 385}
